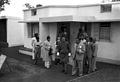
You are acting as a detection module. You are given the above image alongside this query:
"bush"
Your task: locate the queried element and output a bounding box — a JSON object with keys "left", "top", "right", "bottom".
{"left": 0, "top": 42, "right": 9, "bottom": 48}
{"left": 0, "top": 42, "right": 8, "bottom": 54}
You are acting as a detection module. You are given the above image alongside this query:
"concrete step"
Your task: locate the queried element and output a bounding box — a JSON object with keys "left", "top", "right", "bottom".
{"left": 19, "top": 47, "right": 33, "bottom": 56}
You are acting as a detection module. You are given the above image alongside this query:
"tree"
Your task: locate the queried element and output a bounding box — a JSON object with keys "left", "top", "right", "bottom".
{"left": 0, "top": 0, "right": 10, "bottom": 11}
{"left": 36, "top": 4, "right": 42, "bottom": 7}
{"left": 24, "top": 3, "right": 35, "bottom": 9}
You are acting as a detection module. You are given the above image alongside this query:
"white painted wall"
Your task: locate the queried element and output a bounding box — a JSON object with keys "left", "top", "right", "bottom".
{"left": 77, "top": 4, "right": 120, "bottom": 19}
{"left": 7, "top": 18, "right": 24, "bottom": 47}
{"left": 49, "top": 23, "right": 57, "bottom": 51}
{"left": 24, "top": 23, "right": 32, "bottom": 48}
{"left": 92, "top": 22, "right": 120, "bottom": 61}
{"left": 24, "top": 8, "right": 49, "bottom": 21}
{"left": 48, "top": 7, "right": 77, "bottom": 17}
{"left": 39, "top": 22, "right": 49, "bottom": 42}
{"left": 24, "top": 3, "right": 120, "bottom": 21}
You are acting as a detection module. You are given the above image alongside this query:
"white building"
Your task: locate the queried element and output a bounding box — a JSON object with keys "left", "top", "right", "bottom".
{"left": 0, "top": 16, "right": 24, "bottom": 47}
{"left": 21, "top": 2, "right": 120, "bottom": 65}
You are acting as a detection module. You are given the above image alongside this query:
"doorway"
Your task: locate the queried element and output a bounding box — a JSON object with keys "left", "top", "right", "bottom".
{"left": 77, "top": 23, "right": 91, "bottom": 38}
{"left": 57, "top": 22, "right": 70, "bottom": 42}
{"left": 0, "top": 19, "right": 7, "bottom": 42}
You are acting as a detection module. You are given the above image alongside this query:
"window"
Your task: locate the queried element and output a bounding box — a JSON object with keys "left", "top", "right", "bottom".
{"left": 101, "top": 4, "right": 112, "bottom": 13}
{"left": 27, "top": 23, "right": 39, "bottom": 38}
{"left": 31, "top": 9, "right": 37, "bottom": 16}
{"left": 112, "top": 0, "right": 120, "bottom": 2}
{"left": 99, "top": 23, "right": 111, "bottom": 41}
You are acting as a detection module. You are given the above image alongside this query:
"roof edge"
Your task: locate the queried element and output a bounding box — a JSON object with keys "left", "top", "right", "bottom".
{"left": 23, "top": 2, "right": 120, "bottom": 11}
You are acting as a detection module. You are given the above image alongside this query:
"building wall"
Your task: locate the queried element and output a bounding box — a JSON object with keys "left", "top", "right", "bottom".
{"left": 0, "top": 19, "right": 7, "bottom": 42}
{"left": 77, "top": 4, "right": 120, "bottom": 19}
{"left": 23, "top": 3, "right": 120, "bottom": 64}
{"left": 48, "top": 7, "right": 77, "bottom": 17}
{"left": 24, "top": 8, "right": 49, "bottom": 21}
{"left": 7, "top": 18, "right": 24, "bottom": 47}
{"left": 49, "top": 23, "right": 57, "bottom": 52}
{"left": 39, "top": 22, "right": 50, "bottom": 42}
{"left": 24, "top": 23, "right": 31, "bottom": 48}
{"left": 91, "top": 22, "right": 120, "bottom": 63}
{"left": 24, "top": 3, "right": 120, "bottom": 21}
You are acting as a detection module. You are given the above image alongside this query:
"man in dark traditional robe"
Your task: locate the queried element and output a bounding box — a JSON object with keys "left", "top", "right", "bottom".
{"left": 58, "top": 37, "right": 70, "bottom": 73}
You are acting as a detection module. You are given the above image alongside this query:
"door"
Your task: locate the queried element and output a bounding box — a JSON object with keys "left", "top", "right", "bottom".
{"left": 85, "top": 23, "right": 91, "bottom": 36}
{"left": 79, "top": 23, "right": 91, "bottom": 37}
{"left": 0, "top": 19, "right": 7, "bottom": 42}
{"left": 57, "top": 22, "right": 70, "bottom": 42}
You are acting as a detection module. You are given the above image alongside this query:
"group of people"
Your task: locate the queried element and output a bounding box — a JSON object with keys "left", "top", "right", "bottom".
{"left": 71, "top": 36, "right": 98, "bottom": 76}
{"left": 31, "top": 30, "right": 98, "bottom": 77}
{"left": 31, "top": 33, "right": 52, "bottom": 68}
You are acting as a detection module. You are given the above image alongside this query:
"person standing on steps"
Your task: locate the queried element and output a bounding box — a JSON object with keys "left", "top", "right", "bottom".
{"left": 31, "top": 33, "right": 42, "bottom": 65}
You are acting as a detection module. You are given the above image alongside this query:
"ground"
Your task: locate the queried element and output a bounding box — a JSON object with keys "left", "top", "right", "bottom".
{"left": 0, "top": 46, "right": 120, "bottom": 82}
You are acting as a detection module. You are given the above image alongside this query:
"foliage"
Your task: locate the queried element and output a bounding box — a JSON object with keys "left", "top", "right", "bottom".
{"left": 24, "top": 3, "right": 35, "bottom": 9}
{"left": 0, "top": 0, "right": 10, "bottom": 11}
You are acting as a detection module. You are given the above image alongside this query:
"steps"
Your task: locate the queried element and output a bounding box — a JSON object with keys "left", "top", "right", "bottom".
{"left": 19, "top": 47, "right": 33, "bottom": 56}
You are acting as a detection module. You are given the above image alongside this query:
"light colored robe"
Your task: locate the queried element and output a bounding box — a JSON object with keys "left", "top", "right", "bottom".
{"left": 31, "top": 37, "right": 42, "bottom": 59}
{"left": 41, "top": 40, "right": 51, "bottom": 62}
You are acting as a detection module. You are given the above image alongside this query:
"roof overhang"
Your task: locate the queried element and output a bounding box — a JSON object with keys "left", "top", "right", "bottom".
{"left": 91, "top": 19, "right": 120, "bottom": 22}
{"left": 39, "top": 16, "right": 120, "bottom": 23}
{"left": 19, "top": 16, "right": 120, "bottom": 23}
{"left": 19, "top": 20, "right": 39, "bottom": 23}
{"left": 39, "top": 15, "right": 96, "bottom": 22}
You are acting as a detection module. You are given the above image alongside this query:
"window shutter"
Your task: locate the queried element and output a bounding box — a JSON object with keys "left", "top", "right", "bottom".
{"left": 99, "top": 23, "right": 110, "bottom": 41}
{"left": 93, "top": 23, "right": 99, "bottom": 41}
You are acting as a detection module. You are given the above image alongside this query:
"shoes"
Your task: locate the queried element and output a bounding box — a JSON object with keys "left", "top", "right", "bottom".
{"left": 33, "top": 60, "right": 37, "bottom": 65}
{"left": 72, "top": 74, "right": 75, "bottom": 76}
{"left": 78, "top": 74, "right": 83, "bottom": 77}
{"left": 61, "top": 70, "right": 67, "bottom": 74}
{"left": 72, "top": 71, "right": 76, "bottom": 76}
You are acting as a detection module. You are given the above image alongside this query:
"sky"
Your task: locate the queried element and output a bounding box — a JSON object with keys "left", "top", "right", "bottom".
{"left": 0, "top": 0, "right": 103, "bottom": 18}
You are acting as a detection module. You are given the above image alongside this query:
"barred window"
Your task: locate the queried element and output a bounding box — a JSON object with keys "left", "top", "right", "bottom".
{"left": 99, "top": 23, "right": 111, "bottom": 41}
{"left": 31, "top": 9, "right": 37, "bottom": 16}
{"left": 112, "top": 0, "right": 120, "bottom": 2}
{"left": 101, "top": 4, "right": 112, "bottom": 13}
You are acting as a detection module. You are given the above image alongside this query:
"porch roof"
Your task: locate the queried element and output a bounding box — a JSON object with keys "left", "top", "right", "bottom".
{"left": 19, "top": 16, "right": 120, "bottom": 23}
{"left": 19, "top": 20, "right": 39, "bottom": 23}
{"left": 39, "top": 16, "right": 120, "bottom": 23}
{"left": 39, "top": 15, "right": 96, "bottom": 22}
{"left": 92, "top": 19, "right": 120, "bottom": 22}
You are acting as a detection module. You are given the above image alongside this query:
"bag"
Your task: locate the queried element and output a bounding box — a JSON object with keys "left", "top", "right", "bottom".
{"left": 49, "top": 48, "right": 53, "bottom": 56}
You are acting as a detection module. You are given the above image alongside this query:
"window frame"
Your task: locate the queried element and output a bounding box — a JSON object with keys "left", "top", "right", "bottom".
{"left": 100, "top": 4, "right": 112, "bottom": 13}
{"left": 31, "top": 9, "right": 37, "bottom": 16}
{"left": 99, "top": 22, "right": 111, "bottom": 41}
{"left": 112, "top": 0, "right": 120, "bottom": 2}
{"left": 27, "top": 23, "right": 39, "bottom": 38}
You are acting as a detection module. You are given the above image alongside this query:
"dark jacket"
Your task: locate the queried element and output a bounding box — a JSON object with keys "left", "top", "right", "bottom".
{"left": 58, "top": 40, "right": 70, "bottom": 63}
{"left": 86, "top": 42, "right": 94, "bottom": 58}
